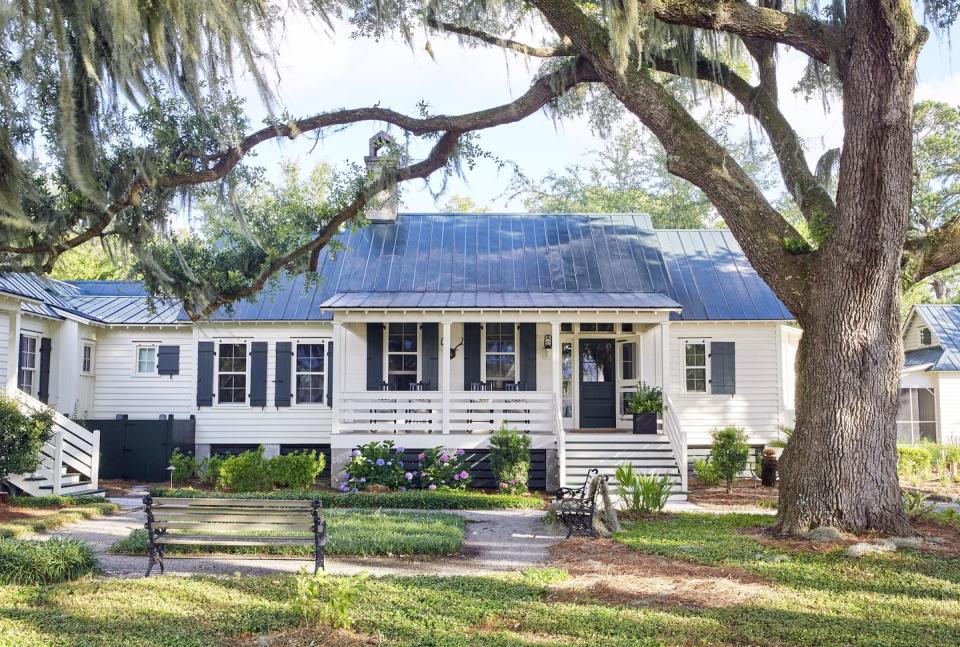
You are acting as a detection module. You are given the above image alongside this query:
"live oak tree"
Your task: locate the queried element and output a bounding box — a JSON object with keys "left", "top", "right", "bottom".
{"left": 3, "top": 1, "right": 960, "bottom": 534}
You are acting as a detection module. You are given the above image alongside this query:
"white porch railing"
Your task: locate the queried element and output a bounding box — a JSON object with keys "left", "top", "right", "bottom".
{"left": 663, "top": 395, "right": 688, "bottom": 492}
{"left": 337, "top": 390, "right": 556, "bottom": 435}
{"left": 8, "top": 391, "right": 100, "bottom": 495}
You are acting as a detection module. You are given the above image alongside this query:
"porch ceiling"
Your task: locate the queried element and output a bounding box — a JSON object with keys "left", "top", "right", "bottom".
{"left": 319, "top": 290, "right": 681, "bottom": 311}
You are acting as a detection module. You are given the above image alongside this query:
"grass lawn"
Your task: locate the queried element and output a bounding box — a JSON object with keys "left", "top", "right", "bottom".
{"left": 0, "top": 512, "right": 956, "bottom": 646}
{"left": 0, "top": 496, "right": 118, "bottom": 539}
{"left": 110, "top": 510, "right": 466, "bottom": 557}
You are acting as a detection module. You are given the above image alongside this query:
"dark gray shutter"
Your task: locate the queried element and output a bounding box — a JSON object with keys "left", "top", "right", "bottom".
{"left": 366, "top": 323, "right": 384, "bottom": 390}
{"left": 157, "top": 345, "right": 180, "bottom": 375}
{"left": 421, "top": 323, "right": 439, "bottom": 391}
{"left": 326, "top": 342, "right": 334, "bottom": 406}
{"left": 38, "top": 337, "right": 51, "bottom": 403}
{"left": 249, "top": 342, "right": 268, "bottom": 407}
{"left": 275, "top": 342, "right": 292, "bottom": 407}
{"left": 196, "top": 342, "right": 215, "bottom": 406}
{"left": 518, "top": 323, "right": 537, "bottom": 390}
{"left": 711, "top": 342, "right": 736, "bottom": 395}
{"left": 463, "top": 323, "right": 481, "bottom": 388}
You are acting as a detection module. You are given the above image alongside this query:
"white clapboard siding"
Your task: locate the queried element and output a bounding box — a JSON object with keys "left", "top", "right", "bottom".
{"left": 92, "top": 324, "right": 334, "bottom": 445}
{"left": 670, "top": 322, "right": 782, "bottom": 446}
{"left": 936, "top": 373, "right": 960, "bottom": 444}
{"left": 0, "top": 313, "right": 8, "bottom": 388}
{"left": 903, "top": 310, "right": 938, "bottom": 351}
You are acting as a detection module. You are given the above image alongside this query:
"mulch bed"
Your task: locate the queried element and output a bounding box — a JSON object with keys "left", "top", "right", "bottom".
{"left": 0, "top": 506, "right": 50, "bottom": 523}
{"left": 547, "top": 538, "right": 774, "bottom": 609}
{"left": 687, "top": 479, "right": 778, "bottom": 511}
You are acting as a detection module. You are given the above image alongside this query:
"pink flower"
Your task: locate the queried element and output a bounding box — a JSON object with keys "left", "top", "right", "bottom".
{"left": 440, "top": 454, "right": 450, "bottom": 463}
{"left": 458, "top": 471, "right": 469, "bottom": 480}
{"left": 455, "top": 448, "right": 465, "bottom": 456}
{"left": 453, "top": 474, "right": 460, "bottom": 481}
{"left": 428, "top": 484, "right": 437, "bottom": 490}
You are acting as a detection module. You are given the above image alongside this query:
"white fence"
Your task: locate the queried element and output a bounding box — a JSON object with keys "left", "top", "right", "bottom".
{"left": 337, "top": 391, "right": 556, "bottom": 435}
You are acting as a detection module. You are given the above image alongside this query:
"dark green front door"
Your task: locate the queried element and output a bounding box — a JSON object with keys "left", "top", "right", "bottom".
{"left": 579, "top": 339, "right": 615, "bottom": 428}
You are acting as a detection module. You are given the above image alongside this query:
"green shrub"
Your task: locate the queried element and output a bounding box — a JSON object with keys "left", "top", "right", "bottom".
{"left": 7, "top": 495, "right": 112, "bottom": 509}
{"left": 693, "top": 458, "right": 722, "bottom": 487}
{"left": 342, "top": 441, "right": 407, "bottom": 491}
{"left": 417, "top": 446, "right": 471, "bottom": 490}
{"left": 0, "top": 537, "right": 98, "bottom": 584}
{"left": 293, "top": 570, "right": 366, "bottom": 629}
{"left": 897, "top": 445, "right": 932, "bottom": 478}
{"left": 0, "top": 394, "right": 53, "bottom": 480}
{"left": 710, "top": 426, "right": 750, "bottom": 492}
{"left": 149, "top": 487, "right": 545, "bottom": 510}
{"left": 615, "top": 463, "right": 672, "bottom": 514}
{"left": 170, "top": 448, "right": 198, "bottom": 485}
{"left": 489, "top": 423, "right": 531, "bottom": 494}
{"left": 626, "top": 382, "right": 664, "bottom": 414}
{"left": 197, "top": 454, "right": 223, "bottom": 486}
{"left": 903, "top": 490, "right": 934, "bottom": 517}
{"left": 267, "top": 451, "right": 326, "bottom": 489}
{"left": 217, "top": 447, "right": 272, "bottom": 492}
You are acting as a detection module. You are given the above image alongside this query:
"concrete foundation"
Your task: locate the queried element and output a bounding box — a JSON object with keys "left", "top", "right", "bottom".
{"left": 194, "top": 444, "right": 211, "bottom": 460}
{"left": 330, "top": 447, "right": 355, "bottom": 488}
{"left": 263, "top": 444, "right": 281, "bottom": 459}
{"left": 545, "top": 448, "right": 560, "bottom": 492}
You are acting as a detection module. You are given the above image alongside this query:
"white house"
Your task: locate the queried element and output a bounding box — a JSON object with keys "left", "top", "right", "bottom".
{"left": 0, "top": 213, "right": 800, "bottom": 499}
{"left": 899, "top": 304, "right": 960, "bottom": 445}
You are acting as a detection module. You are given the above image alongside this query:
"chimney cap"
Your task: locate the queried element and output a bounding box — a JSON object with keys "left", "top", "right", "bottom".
{"left": 366, "top": 131, "right": 397, "bottom": 161}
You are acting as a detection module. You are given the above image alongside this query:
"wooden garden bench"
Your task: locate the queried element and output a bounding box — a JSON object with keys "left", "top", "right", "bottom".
{"left": 552, "top": 469, "right": 607, "bottom": 538}
{"left": 143, "top": 496, "right": 326, "bottom": 576}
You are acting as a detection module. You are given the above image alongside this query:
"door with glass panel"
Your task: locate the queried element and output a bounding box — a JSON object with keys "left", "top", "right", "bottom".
{"left": 579, "top": 339, "right": 615, "bottom": 428}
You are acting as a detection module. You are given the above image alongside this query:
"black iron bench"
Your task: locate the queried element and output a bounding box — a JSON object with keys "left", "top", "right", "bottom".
{"left": 553, "top": 469, "right": 607, "bottom": 538}
{"left": 143, "top": 496, "right": 326, "bottom": 576}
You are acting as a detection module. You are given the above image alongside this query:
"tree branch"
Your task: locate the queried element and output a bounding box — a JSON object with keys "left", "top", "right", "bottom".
{"left": 904, "top": 218, "right": 960, "bottom": 282}
{"left": 428, "top": 18, "right": 576, "bottom": 57}
{"left": 2, "top": 57, "right": 599, "bottom": 267}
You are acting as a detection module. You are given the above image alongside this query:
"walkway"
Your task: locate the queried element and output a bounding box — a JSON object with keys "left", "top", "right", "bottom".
{"left": 34, "top": 498, "right": 568, "bottom": 578}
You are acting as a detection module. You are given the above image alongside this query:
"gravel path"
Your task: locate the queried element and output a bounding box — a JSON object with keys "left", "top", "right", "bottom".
{"left": 32, "top": 499, "right": 566, "bottom": 578}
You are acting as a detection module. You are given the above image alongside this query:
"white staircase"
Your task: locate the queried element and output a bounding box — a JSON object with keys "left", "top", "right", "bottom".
{"left": 5, "top": 391, "right": 103, "bottom": 497}
{"left": 563, "top": 433, "right": 687, "bottom": 502}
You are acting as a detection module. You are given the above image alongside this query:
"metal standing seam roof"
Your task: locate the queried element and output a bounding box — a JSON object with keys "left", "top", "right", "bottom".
{"left": 912, "top": 304, "right": 960, "bottom": 371}
{"left": 2, "top": 213, "right": 795, "bottom": 323}
{"left": 904, "top": 346, "right": 945, "bottom": 370}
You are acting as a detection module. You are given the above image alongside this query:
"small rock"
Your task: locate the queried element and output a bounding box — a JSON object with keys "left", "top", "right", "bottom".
{"left": 889, "top": 536, "right": 924, "bottom": 550}
{"left": 805, "top": 526, "right": 844, "bottom": 542}
{"left": 871, "top": 538, "right": 898, "bottom": 550}
{"left": 926, "top": 536, "right": 946, "bottom": 545}
{"left": 844, "top": 542, "right": 896, "bottom": 558}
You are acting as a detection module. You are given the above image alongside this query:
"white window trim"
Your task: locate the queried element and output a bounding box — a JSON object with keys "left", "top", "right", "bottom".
{"left": 481, "top": 322, "right": 519, "bottom": 389}
{"left": 384, "top": 324, "right": 421, "bottom": 390}
{"left": 215, "top": 340, "right": 250, "bottom": 406}
{"left": 294, "top": 339, "right": 330, "bottom": 407}
{"left": 682, "top": 338, "right": 710, "bottom": 395}
{"left": 81, "top": 342, "right": 95, "bottom": 375}
{"left": 18, "top": 333, "right": 39, "bottom": 395}
{"left": 618, "top": 340, "right": 640, "bottom": 419}
{"left": 133, "top": 343, "right": 160, "bottom": 378}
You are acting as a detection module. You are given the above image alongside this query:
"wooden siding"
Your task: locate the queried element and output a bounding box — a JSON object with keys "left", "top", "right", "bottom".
{"left": 904, "top": 311, "right": 939, "bottom": 351}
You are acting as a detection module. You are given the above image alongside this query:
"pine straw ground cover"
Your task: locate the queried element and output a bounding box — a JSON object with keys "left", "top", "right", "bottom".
{"left": 0, "top": 513, "right": 958, "bottom": 646}
{"left": 110, "top": 510, "right": 466, "bottom": 557}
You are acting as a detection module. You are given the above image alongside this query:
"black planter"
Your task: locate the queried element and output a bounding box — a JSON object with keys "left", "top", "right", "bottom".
{"left": 632, "top": 412, "right": 658, "bottom": 434}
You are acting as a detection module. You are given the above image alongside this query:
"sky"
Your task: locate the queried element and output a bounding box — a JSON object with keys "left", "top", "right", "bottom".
{"left": 233, "top": 12, "right": 960, "bottom": 213}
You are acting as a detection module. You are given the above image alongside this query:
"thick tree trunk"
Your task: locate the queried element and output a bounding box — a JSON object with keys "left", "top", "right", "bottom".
{"left": 776, "top": 1, "right": 925, "bottom": 535}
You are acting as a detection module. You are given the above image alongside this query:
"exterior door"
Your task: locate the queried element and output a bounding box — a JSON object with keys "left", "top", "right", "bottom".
{"left": 579, "top": 339, "right": 616, "bottom": 428}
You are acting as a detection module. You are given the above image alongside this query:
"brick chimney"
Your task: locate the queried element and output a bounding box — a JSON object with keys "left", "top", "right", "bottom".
{"left": 364, "top": 131, "right": 399, "bottom": 222}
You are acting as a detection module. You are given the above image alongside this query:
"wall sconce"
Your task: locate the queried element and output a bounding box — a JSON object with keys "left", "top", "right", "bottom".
{"left": 543, "top": 333, "right": 553, "bottom": 350}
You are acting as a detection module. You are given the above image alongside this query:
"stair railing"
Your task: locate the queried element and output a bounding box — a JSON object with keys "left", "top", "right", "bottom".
{"left": 663, "top": 395, "right": 688, "bottom": 493}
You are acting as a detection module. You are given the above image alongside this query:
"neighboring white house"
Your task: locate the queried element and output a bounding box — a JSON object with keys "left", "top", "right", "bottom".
{"left": 899, "top": 304, "right": 960, "bottom": 445}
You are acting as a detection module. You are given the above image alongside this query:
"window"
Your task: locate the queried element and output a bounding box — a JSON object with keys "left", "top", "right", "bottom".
{"left": 561, "top": 342, "right": 573, "bottom": 418}
{"left": 580, "top": 323, "right": 615, "bottom": 333}
{"left": 81, "top": 343, "right": 93, "bottom": 374}
{"left": 217, "top": 343, "right": 247, "bottom": 403}
{"left": 897, "top": 388, "right": 937, "bottom": 444}
{"left": 484, "top": 322, "right": 517, "bottom": 390}
{"left": 560, "top": 323, "right": 573, "bottom": 333}
{"left": 296, "top": 343, "right": 326, "bottom": 404}
{"left": 135, "top": 345, "right": 157, "bottom": 375}
{"left": 621, "top": 323, "right": 634, "bottom": 333}
{"left": 17, "top": 335, "right": 38, "bottom": 395}
{"left": 684, "top": 342, "right": 707, "bottom": 393}
{"left": 921, "top": 327, "right": 932, "bottom": 346}
{"left": 387, "top": 323, "right": 418, "bottom": 390}
{"left": 621, "top": 342, "right": 636, "bottom": 380}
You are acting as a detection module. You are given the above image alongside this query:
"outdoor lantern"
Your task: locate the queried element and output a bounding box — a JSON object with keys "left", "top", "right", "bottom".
{"left": 167, "top": 464, "right": 176, "bottom": 488}
{"left": 543, "top": 333, "right": 553, "bottom": 350}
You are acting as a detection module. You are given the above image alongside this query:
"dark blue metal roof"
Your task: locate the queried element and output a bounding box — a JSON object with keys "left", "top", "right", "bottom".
{"left": 904, "top": 346, "right": 944, "bottom": 370}
{"left": 2, "top": 214, "right": 795, "bottom": 323}
{"left": 913, "top": 305, "right": 960, "bottom": 371}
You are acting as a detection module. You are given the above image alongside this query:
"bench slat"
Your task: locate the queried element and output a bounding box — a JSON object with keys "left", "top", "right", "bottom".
{"left": 152, "top": 513, "right": 312, "bottom": 524}
{"left": 156, "top": 536, "right": 315, "bottom": 546}
{"left": 155, "top": 522, "right": 315, "bottom": 532}
{"left": 152, "top": 498, "right": 315, "bottom": 508}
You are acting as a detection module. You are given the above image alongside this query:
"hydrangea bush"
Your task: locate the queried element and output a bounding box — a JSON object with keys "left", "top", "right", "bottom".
{"left": 341, "top": 441, "right": 407, "bottom": 492}
{"left": 417, "top": 447, "right": 471, "bottom": 490}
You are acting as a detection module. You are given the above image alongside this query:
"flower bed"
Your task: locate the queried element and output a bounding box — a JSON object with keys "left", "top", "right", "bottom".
{"left": 149, "top": 487, "right": 545, "bottom": 510}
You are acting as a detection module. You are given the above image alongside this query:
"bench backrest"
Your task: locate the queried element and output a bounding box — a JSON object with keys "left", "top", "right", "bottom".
{"left": 146, "top": 497, "right": 319, "bottom": 534}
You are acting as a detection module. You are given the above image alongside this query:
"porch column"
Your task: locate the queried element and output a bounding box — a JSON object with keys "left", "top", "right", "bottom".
{"left": 550, "top": 321, "right": 564, "bottom": 487}
{"left": 53, "top": 318, "right": 80, "bottom": 415}
{"left": 331, "top": 321, "right": 344, "bottom": 435}
{"left": 4, "top": 308, "right": 21, "bottom": 396}
{"left": 441, "top": 321, "right": 451, "bottom": 434}
{"left": 659, "top": 320, "right": 671, "bottom": 401}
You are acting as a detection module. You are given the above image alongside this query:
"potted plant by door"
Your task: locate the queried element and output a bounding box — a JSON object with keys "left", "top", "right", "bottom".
{"left": 627, "top": 382, "right": 664, "bottom": 434}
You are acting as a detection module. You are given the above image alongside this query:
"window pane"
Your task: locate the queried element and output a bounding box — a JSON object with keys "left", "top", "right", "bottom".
{"left": 296, "top": 374, "right": 325, "bottom": 403}
{"left": 296, "top": 344, "right": 324, "bottom": 372}
{"left": 622, "top": 343, "right": 636, "bottom": 380}
{"left": 686, "top": 368, "right": 706, "bottom": 392}
{"left": 685, "top": 343, "right": 705, "bottom": 367}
